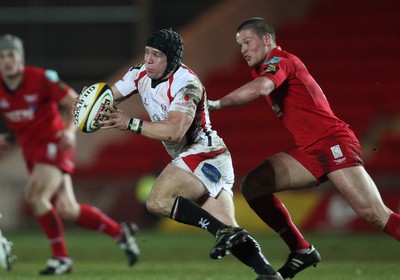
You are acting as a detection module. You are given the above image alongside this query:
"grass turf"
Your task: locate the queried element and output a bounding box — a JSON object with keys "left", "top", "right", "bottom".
{"left": 1, "top": 228, "right": 399, "bottom": 279}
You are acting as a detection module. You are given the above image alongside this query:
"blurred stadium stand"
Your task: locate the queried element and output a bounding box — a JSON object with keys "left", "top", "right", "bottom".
{"left": 1, "top": 0, "right": 400, "bottom": 232}
{"left": 77, "top": 0, "right": 400, "bottom": 178}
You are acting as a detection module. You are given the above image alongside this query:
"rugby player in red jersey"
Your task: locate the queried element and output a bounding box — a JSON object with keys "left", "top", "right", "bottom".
{"left": 208, "top": 17, "right": 400, "bottom": 279}
{"left": 0, "top": 34, "right": 139, "bottom": 275}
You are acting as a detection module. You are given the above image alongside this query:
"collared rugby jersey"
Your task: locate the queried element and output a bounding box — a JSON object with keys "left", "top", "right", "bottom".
{"left": 115, "top": 63, "right": 227, "bottom": 158}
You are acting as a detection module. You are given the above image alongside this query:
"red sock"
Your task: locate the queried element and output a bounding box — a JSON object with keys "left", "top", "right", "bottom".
{"left": 383, "top": 212, "right": 400, "bottom": 241}
{"left": 248, "top": 195, "right": 310, "bottom": 252}
{"left": 37, "top": 208, "right": 68, "bottom": 258}
{"left": 76, "top": 204, "right": 121, "bottom": 239}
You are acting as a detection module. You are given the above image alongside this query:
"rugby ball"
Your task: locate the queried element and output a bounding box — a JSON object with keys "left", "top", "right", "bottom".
{"left": 74, "top": 82, "right": 114, "bottom": 133}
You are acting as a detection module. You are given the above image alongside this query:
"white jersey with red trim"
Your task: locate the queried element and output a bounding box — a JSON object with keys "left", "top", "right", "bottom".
{"left": 114, "top": 63, "right": 227, "bottom": 159}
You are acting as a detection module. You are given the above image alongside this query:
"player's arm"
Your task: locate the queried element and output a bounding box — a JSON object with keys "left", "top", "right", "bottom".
{"left": 58, "top": 87, "right": 79, "bottom": 149}
{"left": 100, "top": 107, "right": 193, "bottom": 143}
{"left": 111, "top": 85, "right": 127, "bottom": 105}
{"left": 111, "top": 63, "right": 143, "bottom": 105}
{"left": 132, "top": 111, "right": 192, "bottom": 143}
{"left": 208, "top": 76, "right": 275, "bottom": 111}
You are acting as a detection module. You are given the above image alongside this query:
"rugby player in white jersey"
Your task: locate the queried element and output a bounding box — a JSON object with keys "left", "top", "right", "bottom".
{"left": 0, "top": 226, "right": 16, "bottom": 270}
{"left": 98, "top": 29, "right": 283, "bottom": 280}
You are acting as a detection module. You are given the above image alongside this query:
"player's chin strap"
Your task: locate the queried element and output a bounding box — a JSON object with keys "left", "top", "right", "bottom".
{"left": 127, "top": 118, "right": 143, "bottom": 134}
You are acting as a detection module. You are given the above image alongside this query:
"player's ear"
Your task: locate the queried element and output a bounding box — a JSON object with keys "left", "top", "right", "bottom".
{"left": 264, "top": 33, "right": 272, "bottom": 44}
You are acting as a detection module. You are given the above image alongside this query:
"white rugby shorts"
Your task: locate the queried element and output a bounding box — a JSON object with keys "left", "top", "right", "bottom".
{"left": 171, "top": 148, "right": 235, "bottom": 197}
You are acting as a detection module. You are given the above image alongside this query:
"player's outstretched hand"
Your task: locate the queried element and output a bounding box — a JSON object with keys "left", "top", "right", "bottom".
{"left": 57, "top": 129, "right": 76, "bottom": 150}
{"left": 99, "top": 105, "right": 131, "bottom": 130}
{"left": 207, "top": 100, "right": 221, "bottom": 112}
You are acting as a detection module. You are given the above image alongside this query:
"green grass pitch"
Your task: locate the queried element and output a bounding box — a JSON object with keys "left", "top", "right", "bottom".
{"left": 1, "top": 228, "right": 399, "bottom": 279}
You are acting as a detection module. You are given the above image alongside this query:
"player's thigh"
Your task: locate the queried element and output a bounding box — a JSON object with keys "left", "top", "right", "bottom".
{"left": 54, "top": 173, "right": 80, "bottom": 219}
{"left": 243, "top": 152, "right": 316, "bottom": 196}
{"left": 268, "top": 152, "right": 317, "bottom": 190}
{"left": 147, "top": 164, "right": 207, "bottom": 213}
{"left": 328, "top": 166, "right": 390, "bottom": 220}
{"left": 26, "top": 163, "right": 64, "bottom": 199}
{"left": 200, "top": 189, "right": 238, "bottom": 226}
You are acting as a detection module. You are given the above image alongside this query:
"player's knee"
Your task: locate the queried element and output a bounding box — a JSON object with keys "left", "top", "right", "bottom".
{"left": 57, "top": 204, "right": 79, "bottom": 222}
{"left": 241, "top": 171, "right": 272, "bottom": 199}
{"left": 146, "top": 197, "right": 166, "bottom": 217}
{"left": 241, "top": 162, "right": 276, "bottom": 200}
{"left": 24, "top": 184, "right": 43, "bottom": 206}
{"left": 240, "top": 175, "right": 253, "bottom": 199}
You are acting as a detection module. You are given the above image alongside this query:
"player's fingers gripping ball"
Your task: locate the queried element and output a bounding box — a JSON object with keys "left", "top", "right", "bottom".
{"left": 74, "top": 82, "right": 114, "bottom": 133}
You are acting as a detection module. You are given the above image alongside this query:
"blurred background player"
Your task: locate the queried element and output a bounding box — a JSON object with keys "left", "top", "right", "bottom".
{"left": 0, "top": 214, "right": 16, "bottom": 271}
{"left": 208, "top": 17, "right": 400, "bottom": 279}
{"left": 90, "top": 29, "right": 283, "bottom": 280}
{"left": 0, "top": 34, "right": 139, "bottom": 275}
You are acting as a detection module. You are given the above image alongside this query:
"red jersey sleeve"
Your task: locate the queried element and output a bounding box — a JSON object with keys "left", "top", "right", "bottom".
{"left": 252, "top": 55, "right": 293, "bottom": 88}
{"left": 42, "top": 69, "right": 71, "bottom": 102}
{"left": 251, "top": 47, "right": 352, "bottom": 148}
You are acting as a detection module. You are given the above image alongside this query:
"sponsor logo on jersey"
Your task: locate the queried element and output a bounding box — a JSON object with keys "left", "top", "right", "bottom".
{"left": 260, "top": 64, "right": 279, "bottom": 75}
{"left": 5, "top": 108, "right": 34, "bottom": 121}
{"left": 331, "top": 144, "right": 343, "bottom": 159}
{"left": 334, "top": 157, "right": 347, "bottom": 164}
{"left": 24, "top": 94, "right": 38, "bottom": 103}
{"left": 58, "top": 81, "right": 68, "bottom": 91}
{"left": 174, "top": 101, "right": 195, "bottom": 110}
{"left": 264, "top": 56, "right": 280, "bottom": 64}
{"left": 45, "top": 70, "right": 60, "bottom": 83}
{"left": 131, "top": 61, "right": 144, "bottom": 70}
{"left": 201, "top": 163, "right": 221, "bottom": 183}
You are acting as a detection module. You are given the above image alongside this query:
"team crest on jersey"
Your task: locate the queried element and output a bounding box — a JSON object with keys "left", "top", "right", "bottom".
{"left": 24, "top": 94, "right": 38, "bottom": 103}
{"left": 0, "top": 98, "right": 10, "bottom": 109}
{"left": 152, "top": 114, "right": 161, "bottom": 121}
{"left": 260, "top": 64, "right": 279, "bottom": 75}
